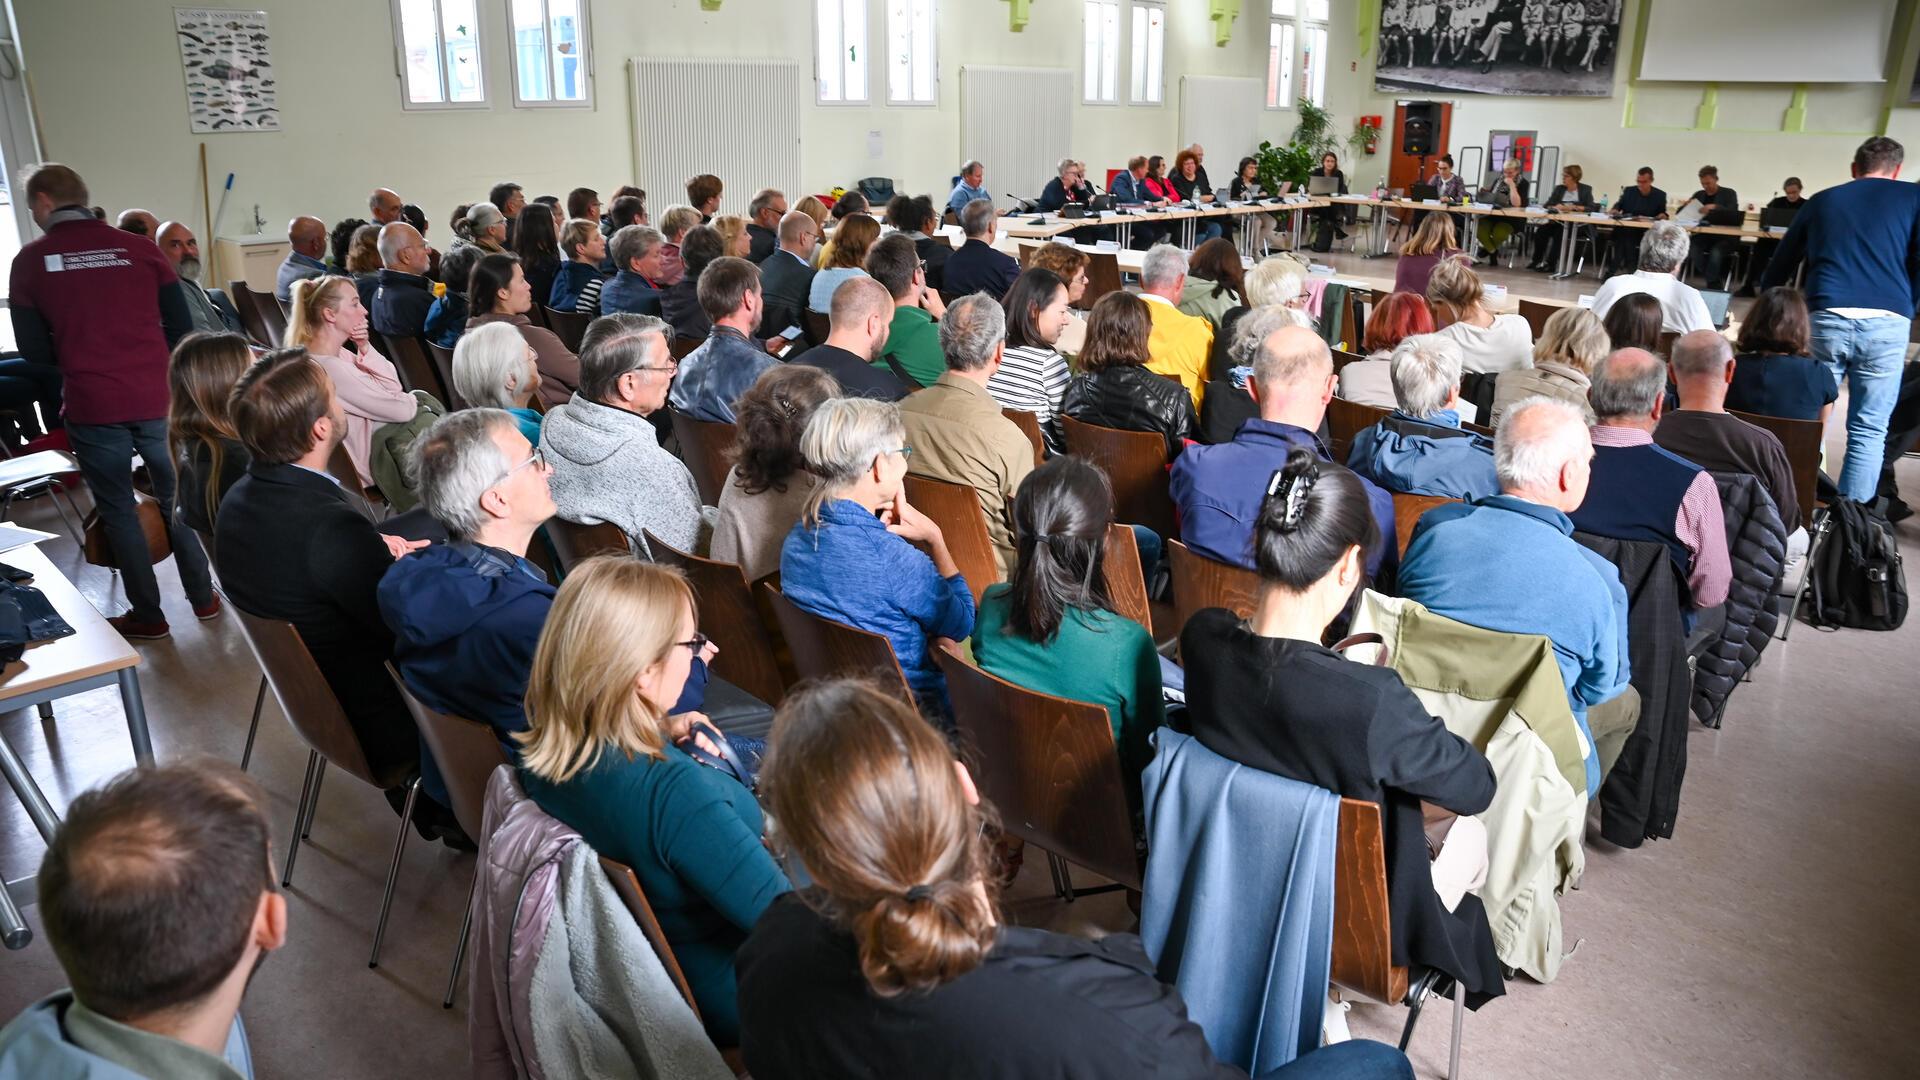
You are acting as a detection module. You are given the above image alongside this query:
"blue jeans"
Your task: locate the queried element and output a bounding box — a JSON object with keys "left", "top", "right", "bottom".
{"left": 1810, "top": 311, "right": 1911, "bottom": 502}
{"left": 1254, "top": 1040, "right": 1413, "bottom": 1080}
{"left": 66, "top": 418, "right": 215, "bottom": 624}
{"left": 1194, "top": 221, "right": 1224, "bottom": 244}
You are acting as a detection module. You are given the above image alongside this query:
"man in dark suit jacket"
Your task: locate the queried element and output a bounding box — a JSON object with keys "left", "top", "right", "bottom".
{"left": 370, "top": 222, "right": 437, "bottom": 338}
{"left": 746, "top": 188, "right": 788, "bottom": 264}
{"left": 1109, "top": 155, "right": 1171, "bottom": 249}
{"left": 942, "top": 197, "right": 1020, "bottom": 301}
{"left": 756, "top": 210, "right": 819, "bottom": 338}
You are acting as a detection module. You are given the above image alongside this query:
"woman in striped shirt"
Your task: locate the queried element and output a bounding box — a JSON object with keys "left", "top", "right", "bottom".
{"left": 986, "top": 268, "right": 1074, "bottom": 455}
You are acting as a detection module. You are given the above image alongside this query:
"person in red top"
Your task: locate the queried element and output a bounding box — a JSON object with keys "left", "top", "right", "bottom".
{"left": 9, "top": 163, "right": 215, "bottom": 639}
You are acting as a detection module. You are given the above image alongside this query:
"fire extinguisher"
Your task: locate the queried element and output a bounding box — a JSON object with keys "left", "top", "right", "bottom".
{"left": 1360, "top": 114, "right": 1382, "bottom": 156}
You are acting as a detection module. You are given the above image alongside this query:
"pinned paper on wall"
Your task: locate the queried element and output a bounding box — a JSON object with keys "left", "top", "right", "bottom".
{"left": 868, "top": 130, "right": 884, "bottom": 160}
{"left": 175, "top": 7, "right": 280, "bottom": 132}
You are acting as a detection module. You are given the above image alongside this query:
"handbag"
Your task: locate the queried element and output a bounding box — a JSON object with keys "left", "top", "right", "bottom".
{"left": 82, "top": 490, "right": 173, "bottom": 569}
{"left": 1332, "top": 631, "right": 1457, "bottom": 859}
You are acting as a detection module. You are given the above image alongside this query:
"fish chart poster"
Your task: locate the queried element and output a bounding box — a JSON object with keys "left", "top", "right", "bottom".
{"left": 175, "top": 8, "right": 280, "bottom": 132}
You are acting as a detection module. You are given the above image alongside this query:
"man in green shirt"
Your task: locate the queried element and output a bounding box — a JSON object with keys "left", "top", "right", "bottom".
{"left": 866, "top": 233, "right": 949, "bottom": 388}
{"left": 0, "top": 763, "right": 286, "bottom": 1079}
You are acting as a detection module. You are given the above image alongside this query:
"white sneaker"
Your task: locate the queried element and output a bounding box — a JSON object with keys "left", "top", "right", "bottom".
{"left": 1322, "top": 988, "right": 1352, "bottom": 1044}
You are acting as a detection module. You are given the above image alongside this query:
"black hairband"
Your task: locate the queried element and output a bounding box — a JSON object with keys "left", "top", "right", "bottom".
{"left": 904, "top": 885, "right": 933, "bottom": 902}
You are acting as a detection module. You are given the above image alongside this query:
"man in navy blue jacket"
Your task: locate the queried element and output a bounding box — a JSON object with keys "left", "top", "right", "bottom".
{"left": 941, "top": 198, "right": 1021, "bottom": 300}
{"left": 1763, "top": 136, "right": 1920, "bottom": 503}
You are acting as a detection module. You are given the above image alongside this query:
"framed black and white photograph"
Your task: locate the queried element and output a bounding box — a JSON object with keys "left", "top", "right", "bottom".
{"left": 1375, "top": 0, "right": 1624, "bottom": 98}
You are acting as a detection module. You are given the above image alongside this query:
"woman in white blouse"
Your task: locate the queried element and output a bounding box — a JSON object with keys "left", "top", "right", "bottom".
{"left": 1424, "top": 260, "right": 1533, "bottom": 375}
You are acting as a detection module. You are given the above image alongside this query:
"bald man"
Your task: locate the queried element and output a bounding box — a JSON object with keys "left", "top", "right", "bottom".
{"left": 367, "top": 188, "right": 403, "bottom": 226}
{"left": 1170, "top": 312, "right": 1397, "bottom": 582}
{"left": 370, "top": 222, "right": 435, "bottom": 339}
{"left": 155, "top": 221, "right": 242, "bottom": 334}
{"left": 115, "top": 208, "right": 158, "bottom": 238}
{"left": 755, "top": 209, "right": 818, "bottom": 340}
{"left": 275, "top": 215, "right": 327, "bottom": 302}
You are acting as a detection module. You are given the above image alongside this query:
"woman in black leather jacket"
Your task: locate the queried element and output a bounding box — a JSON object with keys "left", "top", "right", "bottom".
{"left": 1061, "top": 292, "right": 1200, "bottom": 460}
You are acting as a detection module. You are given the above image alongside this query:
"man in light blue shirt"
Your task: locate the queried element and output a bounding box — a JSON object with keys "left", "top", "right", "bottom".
{"left": 946, "top": 159, "right": 991, "bottom": 216}
{"left": 274, "top": 214, "right": 328, "bottom": 302}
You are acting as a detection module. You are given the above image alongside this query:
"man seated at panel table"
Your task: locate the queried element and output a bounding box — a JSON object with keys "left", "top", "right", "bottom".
{"left": 1108, "top": 154, "right": 1172, "bottom": 248}
{"left": 1591, "top": 220, "right": 1715, "bottom": 334}
{"left": 1676, "top": 165, "right": 1741, "bottom": 290}
{"left": 942, "top": 198, "right": 1021, "bottom": 301}
{"left": 947, "top": 159, "right": 992, "bottom": 217}
{"left": 1137, "top": 244, "right": 1215, "bottom": 414}
{"left": 1346, "top": 333, "right": 1501, "bottom": 502}
{"left": 1607, "top": 166, "right": 1669, "bottom": 270}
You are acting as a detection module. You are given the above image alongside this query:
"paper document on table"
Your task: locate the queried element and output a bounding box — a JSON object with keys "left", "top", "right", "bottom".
{"left": 1766, "top": 225, "right": 1788, "bottom": 235}
{"left": 1587, "top": 212, "right": 1611, "bottom": 220}
{"left": 1675, "top": 203, "right": 1705, "bottom": 225}
{"left": 1470, "top": 202, "right": 1494, "bottom": 211}
{"left": 1577, "top": 295, "right": 1596, "bottom": 309}
{"left": 0, "top": 524, "right": 57, "bottom": 553}
{"left": 1096, "top": 240, "right": 1119, "bottom": 251}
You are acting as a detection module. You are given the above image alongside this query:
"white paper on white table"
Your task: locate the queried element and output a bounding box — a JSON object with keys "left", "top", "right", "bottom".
{"left": 0, "top": 524, "right": 57, "bottom": 553}
{"left": 1577, "top": 295, "right": 1597, "bottom": 309}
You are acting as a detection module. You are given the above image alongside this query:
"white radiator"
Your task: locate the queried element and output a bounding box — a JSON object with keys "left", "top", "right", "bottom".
{"left": 960, "top": 66, "right": 1074, "bottom": 207}
{"left": 1179, "top": 76, "right": 1266, "bottom": 179}
{"left": 629, "top": 57, "right": 802, "bottom": 216}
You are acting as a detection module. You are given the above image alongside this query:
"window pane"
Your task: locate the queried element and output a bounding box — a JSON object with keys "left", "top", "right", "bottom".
{"left": 1305, "top": 0, "right": 1328, "bottom": 18}
{"left": 1083, "top": 2, "right": 1101, "bottom": 99}
{"left": 1304, "top": 24, "right": 1326, "bottom": 107}
{"left": 886, "top": 0, "right": 932, "bottom": 103}
{"left": 1271, "top": 0, "right": 1296, "bottom": 15}
{"left": 512, "top": 0, "right": 549, "bottom": 101}
{"left": 441, "top": 0, "right": 483, "bottom": 102}
{"left": 1100, "top": 3, "right": 1119, "bottom": 100}
{"left": 842, "top": 0, "right": 868, "bottom": 101}
{"left": 818, "top": 0, "right": 844, "bottom": 101}
{"left": 911, "top": 0, "right": 934, "bottom": 102}
{"left": 1268, "top": 21, "right": 1294, "bottom": 108}
{"left": 398, "top": 0, "right": 445, "bottom": 103}
{"left": 1129, "top": 6, "right": 1146, "bottom": 102}
{"left": 1144, "top": 6, "right": 1163, "bottom": 103}
{"left": 549, "top": 0, "right": 585, "bottom": 101}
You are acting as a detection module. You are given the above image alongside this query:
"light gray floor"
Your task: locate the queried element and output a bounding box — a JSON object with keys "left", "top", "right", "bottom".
{"left": 2, "top": 415, "right": 1915, "bottom": 1079}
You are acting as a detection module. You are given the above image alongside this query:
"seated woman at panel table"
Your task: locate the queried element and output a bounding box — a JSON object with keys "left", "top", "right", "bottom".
{"left": 1337, "top": 291, "right": 1437, "bottom": 413}
{"left": 1143, "top": 155, "right": 1179, "bottom": 204}
{"left": 1527, "top": 165, "right": 1599, "bottom": 273}
{"left": 1169, "top": 149, "right": 1224, "bottom": 244}
{"left": 1472, "top": 158, "right": 1530, "bottom": 265}
{"left": 1305, "top": 151, "right": 1352, "bottom": 253}
{"left": 1491, "top": 305, "right": 1607, "bottom": 428}
{"left": 1061, "top": 292, "right": 1200, "bottom": 461}
{"left": 1425, "top": 260, "right": 1533, "bottom": 375}
{"left": 1230, "top": 155, "right": 1284, "bottom": 255}
{"left": 1179, "top": 446, "right": 1505, "bottom": 1010}
{"left": 1392, "top": 212, "right": 1467, "bottom": 298}
{"left": 1725, "top": 286, "right": 1837, "bottom": 425}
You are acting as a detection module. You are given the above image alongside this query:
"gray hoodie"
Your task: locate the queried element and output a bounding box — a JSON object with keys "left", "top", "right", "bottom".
{"left": 537, "top": 393, "right": 714, "bottom": 558}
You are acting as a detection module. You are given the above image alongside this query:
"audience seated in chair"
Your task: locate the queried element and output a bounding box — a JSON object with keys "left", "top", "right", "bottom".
{"left": 451, "top": 202, "right": 509, "bottom": 256}
{"left": 807, "top": 213, "right": 880, "bottom": 314}
{"left": 541, "top": 312, "right": 712, "bottom": 559}
{"left": 466, "top": 252, "right": 578, "bottom": 408}
{"left": 1171, "top": 314, "right": 1395, "bottom": 582}
{"left": 780, "top": 397, "right": 976, "bottom": 723}
{"left": 1425, "top": 260, "right": 1533, "bottom": 375}
{"left": 551, "top": 218, "right": 610, "bottom": 316}
{"left": 986, "top": 267, "right": 1075, "bottom": 454}
{"left": 369, "top": 221, "right": 436, "bottom": 340}
{"left": 1138, "top": 245, "right": 1216, "bottom": 412}
{"left": 276, "top": 214, "right": 328, "bottom": 303}
{"left": 169, "top": 331, "right": 253, "bottom": 538}
{"left": 745, "top": 187, "right": 786, "bottom": 264}
{"left": 1726, "top": 286, "right": 1838, "bottom": 424}
{"left": 660, "top": 224, "right": 725, "bottom": 340}
{"left": 900, "top": 293, "right": 1036, "bottom": 577}
{"left": 890, "top": 194, "right": 952, "bottom": 292}
{"left": 791, "top": 276, "right": 910, "bottom": 402}
{"left": 1337, "top": 291, "right": 1435, "bottom": 413}
{"left": 1397, "top": 397, "right": 1639, "bottom": 794}
{"left": 285, "top": 275, "right": 428, "bottom": 490}
{"left": 941, "top": 198, "right": 1020, "bottom": 301}
{"left": 669, "top": 256, "right": 778, "bottom": 423}
{"left": 735, "top": 677, "right": 1418, "bottom": 1080}
{"left": 656, "top": 204, "right": 702, "bottom": 286}
{"left": 1177, "top": 237, "right": 1248, "bottom": 333}
{"left": 157, "top": 221, "right": 243, "bottom": 335}
{"left": 712, "top": 364, "right": 839, "bottom": 582}
{"left": 756, "top": 210, "right": 819, "bottom": 340}
{"left": 1591, "top": 221, "right": 1715, "bottom": 334}
{"left": 516, "top": 558, "right": 788, "bottom": 1046}
{"left": 868, "top": 232, "right": 948, "bottom": 388}
{"left": 1491, "top": 306, "right": 1607, "bottom": 428}
{"left": 453, "top": 322, "right": 545, "bottom": 443}
{"left": 1061, "top": 291, "right": 1200, "bottom": 461}
{"left": 1346, "top": 334, "right": 1499, "bottom": 501}
{"left": 423, "top": 243, "right": 478, "bottom": 350}
{"left": 0, "top": 764, "right": 286, "bottom": 1078}
{"left": 511, "top": 204, "right": 563, "bottom": 314}
{"left": 600, "top": 224, "right": 668, "bottom": 318}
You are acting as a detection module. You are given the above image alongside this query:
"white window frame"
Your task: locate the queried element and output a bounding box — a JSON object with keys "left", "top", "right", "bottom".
{"left": 1264, "top": 0, "right": 1329, "bottom": 111}
{"left": 884, "top": 0, "right": 938, "bottom": 106}
{"left": 1301, "top": 16, "right": 1328, "bottom": 108}
{"left": 507, "top": 0, "right": 593, "bottom": 109}
{"left": 390, "top": 0, "right": 490, "bottom": 111}
{"left": 1265, "top": 17, "right": 1296, "bottom": 110}
{"left": 1083, "top": 0, "right": 1122, "bottom": 105}
{"left": 816, "top": 0, "right": 871, "bottom": 106}
{"left": 1128, "top": 0, "right": 1166, "bottom": 106}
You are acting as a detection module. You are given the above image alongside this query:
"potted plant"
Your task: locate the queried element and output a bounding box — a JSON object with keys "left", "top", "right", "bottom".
{"left": 1291, "top": 101, "right": 1341, "bottom": 163}
{"left": 1254, "top": 140, "right": 1315, "bottom": 194}
{"left": 1349, "top": 118, "right": 1382, "bottom": 158}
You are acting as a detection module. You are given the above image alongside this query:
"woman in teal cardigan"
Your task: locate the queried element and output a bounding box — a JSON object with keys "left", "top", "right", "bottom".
{"left": 971, "top": 456, "right": 1165, "bottom": 819}
{"left": 516, "top": 557, "right": 788, "bottom": 1045}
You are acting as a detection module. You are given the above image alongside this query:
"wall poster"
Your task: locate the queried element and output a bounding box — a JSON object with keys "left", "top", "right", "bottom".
{"left": 175, "top": 8, "right": 280, "bottom": 132}
{"left": 1375, "top": 1, "right": 1625, "bottom": 98}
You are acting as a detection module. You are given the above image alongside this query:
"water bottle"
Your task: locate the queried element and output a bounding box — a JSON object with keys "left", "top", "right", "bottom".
{"left": 1598, "top": 193, "right": 1608, "bottom": 214}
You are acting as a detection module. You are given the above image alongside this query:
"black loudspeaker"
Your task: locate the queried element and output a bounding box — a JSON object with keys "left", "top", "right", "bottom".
{"left": 1402, "top": 101, "right": 1439, "bottom": 156}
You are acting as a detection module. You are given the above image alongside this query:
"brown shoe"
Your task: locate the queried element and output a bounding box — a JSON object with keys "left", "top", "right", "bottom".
{"left": 109, "top": 616, "right": 171, "bottom": 640}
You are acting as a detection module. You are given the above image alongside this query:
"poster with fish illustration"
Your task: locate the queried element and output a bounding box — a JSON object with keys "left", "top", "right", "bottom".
{"left": 175, "top": 7, "right": 279, "bottom": 132}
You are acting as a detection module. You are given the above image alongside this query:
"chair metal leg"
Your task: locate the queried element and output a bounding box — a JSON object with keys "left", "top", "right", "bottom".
{"left": 443, "top": 868, "right": 479, "bottom": 1008}
{"left": 1448, "top": 980, "right": 1465, "bottom": 1079}
{"left": 300, "top": 761, "right": 326, "bottom": 840}
{"left": 1397, "top": 991, "right": 1425, "bottom": 1051}
{"left": 240, "top": 677, "right": 266, "bottom": 771}
{"left": 281, "top": 751, "right": 319, "bottom": 888}
{"left": 1047, "top": 851, "right": 1077, "bottom": 902}
{"left": 369, "top": 776, "right": 420, "bottom": 969}
{"left": 47, "top": 482, "right": 87, "bottom": 545}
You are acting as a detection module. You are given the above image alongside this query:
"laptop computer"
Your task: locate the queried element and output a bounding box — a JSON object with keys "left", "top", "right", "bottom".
{"left": 1410, "top": 183, "right": 1439, "bottom": 202}
{"left": 1699, "top": 289, "right": 1733, "bottom": 330}
{"left": 1308, "top": 175, "right": 1341, "bottom": 196}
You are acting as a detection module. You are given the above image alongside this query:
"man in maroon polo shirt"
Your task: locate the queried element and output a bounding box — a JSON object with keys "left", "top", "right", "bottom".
{"left": 9, "top": 163, "right": 215, "bottom": 639}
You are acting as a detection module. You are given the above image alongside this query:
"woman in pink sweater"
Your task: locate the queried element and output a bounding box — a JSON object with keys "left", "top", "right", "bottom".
{"left": 285, "top": 275, "right": 420, "bottom": 487}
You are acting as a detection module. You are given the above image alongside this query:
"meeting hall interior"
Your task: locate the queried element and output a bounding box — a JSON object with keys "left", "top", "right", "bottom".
{"left": 0, "top": 0, "right": 1915, "bottom": 1077}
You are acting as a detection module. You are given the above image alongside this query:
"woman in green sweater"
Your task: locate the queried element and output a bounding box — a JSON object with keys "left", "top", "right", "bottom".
{"left": 516, "top": 557, "right": 789, "bottom": 1045}
{"left": 971, "top": 457, "right": 1165, "bottom": 819}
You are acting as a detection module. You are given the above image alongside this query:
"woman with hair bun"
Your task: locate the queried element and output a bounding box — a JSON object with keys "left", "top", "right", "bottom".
{"left": 1181, "top": 446, "right": 1505, "bottom": 1008}
{"left": 736, "top": 677, "right": 1416, "bottom": 1080}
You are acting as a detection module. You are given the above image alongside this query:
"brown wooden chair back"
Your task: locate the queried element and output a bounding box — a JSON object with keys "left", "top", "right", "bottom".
{"left": 1101, "top": 522, "right": 1153, "bottom": 634}
{"left": 1058, "top": 414, "right": 1178, "bottom": 540}
{"left": 386, "top": 334, "right": 448, "bottom": 401}
{"left": 1655, "top": 330, "right": 1679, "bottom": 358}
{"left": 325, "top": 441, "right": 385, "bottom": 515}
{"left": 524, "top": 304, "right": 550, "bottom": 331}
{"left": 1391, "top": 492, "right": 1456, "bottom": 557}
{"left": 1330, "top": 796, "right": 1408, "bottom": 1005}
{"left": 1339, "top": 288, "right": 1361, "bottom": 351}
{"left": 427, "top": 341, "right": 469, "bottom": 409}
{"left": 1730, "top": 409, "right": 1821, "bottom": 530}
{"left": 1326, "top": 397, "right": 1391, "bottom": 464}
{"left": 1001, "top": 408, "right": 1047, "bottom": 467}
{"left": 667, "top": 411, "right": 737, "bottom": 507}
{"left": 231, "top": 606, "right": 397, "bottom": 788}
{"left": 670, "top": 337, "right": 704, "bottom": 361}
{"left": 546, "top": 518, "right": 632, "bottom": 573}
{"left": 1332, "top": 348, "right": 1370, "bottom": 375}
{"left": 903, "top": 474, "right": 1000, "bottom": 604}
{"left": 933, "top": 643, "right": 1141, "bottom": 891}
{"left": 645, "top": 531, "right": 792, "bottom": 705}
{"left": 385, "top": 663, "right": 508, "bottom": 842}
{"left": 803, "top": 310, "right": 831, "bottom": 346}
{"left": 598, "top": 856, "right": 701, "bottom": 1016}
{"left": 229, "top": 281, "right": 287, "bottom": 348}
{"left": 543, "top": 306, "right": 591, "bottom": 353}
{"left": 1081, "top": 251, "right": 1124, "bottom": 308}
{"left": 1462, "top": 418, "right": 1493, "bottom": 437}
{"left": 1167, "top": 538, "right": 1260, "bottom": 635}
{"left": 1517, "top": 298, "right": 1556, "bottom": 340}
{"left": 761, "top": 584, "right": 914, "bottom": 705}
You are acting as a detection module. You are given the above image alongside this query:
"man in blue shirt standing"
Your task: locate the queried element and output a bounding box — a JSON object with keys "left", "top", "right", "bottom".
{"left": 1762, "top": 136, "right": 1920, "bottom": 504}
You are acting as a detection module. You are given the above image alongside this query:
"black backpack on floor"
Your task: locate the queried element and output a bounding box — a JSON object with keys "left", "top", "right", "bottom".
{"left": 1806, "top": 499, "right": 1907, "bottom": 631}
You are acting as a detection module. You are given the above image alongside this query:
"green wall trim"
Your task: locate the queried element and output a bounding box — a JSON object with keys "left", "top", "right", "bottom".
{"left": 1007, "top": 0, "right": 1031, "bottom": 32}
{"left": 1210, "top": 0, "right": 1241, "bottom": 46}
{"left": 1694, "top": 84, "right": 1718, "bottom": 130}
{"left": 1783, "top": 85, "right": 1809, "bottom": 133}
{"left": 1622, "top": 83, "right": 1637, "bottom": 128}
{"left": 1878, "top": 0, "right": 1920, "bottom": 133}
{"left": 1357, "top": 0, "right": 1378, "bottom": 58}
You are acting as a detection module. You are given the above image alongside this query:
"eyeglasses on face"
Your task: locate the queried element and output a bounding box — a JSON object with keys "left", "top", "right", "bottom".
{"left": 494, "top": 446, "right": 546, "bottom": 485}
{"left": 672, "top": 632, "right": 711, "bottom": 654}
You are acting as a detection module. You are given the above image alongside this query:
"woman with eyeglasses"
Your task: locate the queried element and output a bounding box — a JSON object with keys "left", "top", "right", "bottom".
{"left": 778, "top": 397, "right": 976, "bottom": 724}
{"left": 1024, "top": 243, "right": 1091, "bottom": 356}
{"left": 517, "top": 556, "right": 790, "bottom": 1046}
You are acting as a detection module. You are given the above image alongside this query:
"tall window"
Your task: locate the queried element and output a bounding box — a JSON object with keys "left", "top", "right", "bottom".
{"left": 1265, "top": 0, "right": 1329, "bottom": 110}
{"left": 886, "top": 0, "right": 936, "bottom": 104}
{"left": 1302, "top": 22, "right": 1328, "bottom": 107}
{"left": 817, "top": 0, "right": 870, "bottom": 104}
{"left": 509, "top": 0, "right": 590, "bottom": 106}
{"left": 1084, "top": 1, "right": 1120, "bottom": 103}
{"left": 1265, "top": 19, "right": 1295, "bottom": 108}
{"left": 392, "top": 0, "right": 486, "bottom": 108}
{"left": 1129, "top": 1, "right": 1165, "bottom": 104}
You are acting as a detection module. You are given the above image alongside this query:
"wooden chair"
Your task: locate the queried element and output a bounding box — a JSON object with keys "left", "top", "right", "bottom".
{"left": 543, "top": 306, "right": 591, "bottom": 353}
{"left": 1326, "top": 397, "right": 1391, "bottom": 463}
{"left": 667, "top": 411, "right": 737, "bottom": 507}
{"left": 903, "top": 474, "right": 1001, "bottom": 605}
{"left": 385, "top": 334, "right": 448, "bottom": 401}
{"left": 670, "top": 336, "right": 704, "bottom": 361}
{"left": 1002, "top": 408, "right": 1047, "bottom": 467}
{"left": 1058, "top": 414, "right": 1178, "bottom": 541}
{"left": 1332, "top": 797, "right": 1465, "bottom": 1076}
{"left": 1392, "top": 492, "right": 1457, "bottom": 557}
{"left": 545, "top": 518, "right": 632, "bottom": 573}
{"left": 1655, "top": 330, "right": 1680, "bottom": 358}
{"left": 1729, "top": 409, "right": 1819, "bottom": 531}
{"left": 645, "top": 531, "right": 792, "bottom": 705}
{"left": 600, "top": 856, "right": 750, "bottom": 1075}
{"left": 1102, "top": 521, "right": 1154, "bottom": 636}
{"left": 1167, "top": 539, "right": 1261, "bottom": 639}
{"left": 761, "top": 584, "right": 914, "bottom": 705}
{"left": 326, "top": 441, "right": 385, "bottom": 519}
{"left": 229, "top": 281, "right": 287, "bottom": 347}
{"left": 1081, "top": 250, "right": 1124, "bottom": 308}
{"left": 524, "top": 304, "right": 549, "bottom": 331}
{"left": 229, "top": 608, "right": 417, "bottom": 968}
{"left": 1517, "top": 298, "right": 1557, "bottom": 340}
{"left": 803, "top": 310, "right": 831, "bottom": 346}
{"left": 1462, "top": 418, "right": 1494, "bottom": 437}
{"left": 1332, "top": 348, "right": 1371, "bottom": 376}
{"left": 386, "top": 666, "right": 509, "bottom": 1007}
{"left": 934, "top": 643, "right": 1141, "bottom": 898}
{"left": 426, "top": 342, "right": 469, "bottom": 409}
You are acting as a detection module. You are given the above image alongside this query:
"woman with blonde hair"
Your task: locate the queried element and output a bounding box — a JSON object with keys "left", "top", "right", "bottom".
{"left": 167, "top": 330, "right": 253, "bottom": 536}
{"left": 1491, "top": 306, "right": 1606, "bottom": 426}
{"left": 518, "top": 557, "right": 789, "bottom": 1045}
{"left": 735, "top": 678, "right": 1416, "bottom": 1079}
{"left": 808, "top": 213, "right": 881, "bottom": 313}
{"left": 1243, "top": 254, "right": 1311, "bottom": 313}
{"left": 712, "top": 213, "right": 752, "bottom": 259}
{"left": 284, "top": 275, "right": 425, "bottom": 487}
{"left": 1393, "top": 211, "right": 1464, "bottom": 297}
{"left": 451, "top": 202, "right": 508, "bottom": 254}
{"left": 1425, "top": 260, "right": 1532, "bottom": 374}
{"left": 451, "top": 321, "right": 544, "bottom": 443}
